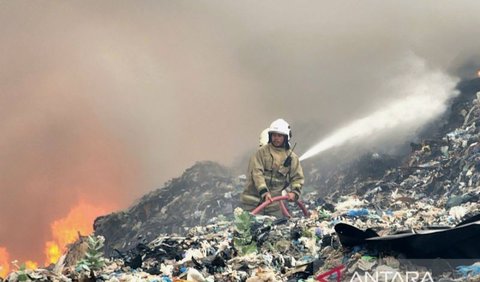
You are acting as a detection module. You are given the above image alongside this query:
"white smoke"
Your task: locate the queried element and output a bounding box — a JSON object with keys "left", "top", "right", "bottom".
{"left": 300, "top": 55, "right": 459, "bottom": 161}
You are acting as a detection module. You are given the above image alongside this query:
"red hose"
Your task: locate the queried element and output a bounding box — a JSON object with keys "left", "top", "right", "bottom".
{"left": 250, "top": 195, "right": 309, "bottom": 217}
{"left": 251, "top": 196, "right": 289, "bottom": 215}
{"left": 297, "top": 200, "right": 310, "bottom": 217}
{"left": 278, "top": 200, "right": 291, "bottom": 217}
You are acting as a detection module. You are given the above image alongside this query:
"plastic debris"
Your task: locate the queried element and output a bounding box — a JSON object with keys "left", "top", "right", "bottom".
{"left": 457, "top": 263, "right": 480, "bottom": 277}
{"left": 346, "top": 209, "right": 369, "bottom": 217}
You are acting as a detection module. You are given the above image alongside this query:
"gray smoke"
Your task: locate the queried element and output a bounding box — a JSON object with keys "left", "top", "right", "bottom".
{"left": 1, "top": 1, "right": 480, "bottom": 262}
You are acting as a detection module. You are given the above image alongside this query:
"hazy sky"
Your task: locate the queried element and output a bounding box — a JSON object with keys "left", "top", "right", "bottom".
{"left": 1, "top": 1, "right": 480, "bottom": 262}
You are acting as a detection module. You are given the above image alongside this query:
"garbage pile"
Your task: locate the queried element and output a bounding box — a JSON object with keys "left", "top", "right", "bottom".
{"left": 94, "top": 161, "right": 244, "bottom": 256}
{"left": 4, "top": 208, "right": 335, "bottom": 282}
{"left": 5, "top": 80, "right": 480, "bottom": 281}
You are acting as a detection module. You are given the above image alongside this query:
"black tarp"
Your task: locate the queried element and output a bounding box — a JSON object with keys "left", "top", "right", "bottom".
{"left": 335, "top": 214, "right": 480, "bottom": 260}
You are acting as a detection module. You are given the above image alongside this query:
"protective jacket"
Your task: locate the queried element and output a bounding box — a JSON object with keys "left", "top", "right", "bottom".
{"left": 241, "top": 143, "right": 304, "bottom": 216}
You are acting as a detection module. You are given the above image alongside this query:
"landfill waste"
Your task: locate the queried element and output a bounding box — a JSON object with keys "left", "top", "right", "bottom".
{"left": 93, "top": 161, "right": 242, "bottom": 256}
{"left": 456, "top": 262, "right": 480, "bottom": 277}
{"left": 4, "top": 78, "right": 480, "bottom": 281}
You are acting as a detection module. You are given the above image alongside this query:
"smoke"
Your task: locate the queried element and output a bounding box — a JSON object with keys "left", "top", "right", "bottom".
{"left": 1, "top": 1, "right": 480, "bottom": 262}
{"left": 300, "top": 55, "right": 459, "bottom": 161}
{"left": 0, "top": 90, "right": 138, "bottom": 261}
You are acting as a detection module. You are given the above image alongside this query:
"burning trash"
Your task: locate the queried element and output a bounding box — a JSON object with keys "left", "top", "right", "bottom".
{"left": 3, "top": 81, "right": 480, "bottom": 280}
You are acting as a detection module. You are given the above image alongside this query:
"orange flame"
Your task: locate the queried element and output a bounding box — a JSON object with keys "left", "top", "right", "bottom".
{"left": 25, "top": 261, "right": 38, "bottom": 270}
{"left": 0, "top": 247, "right": 10, "bottom": 278}
{"left": 0, "top": 201, "right": 114, "bottom": 276}
{"left": 44, "top": 202, "right": 112, "bottom": 265}
{"left": 45, "top": 242, "right": 62, "bottom": 265}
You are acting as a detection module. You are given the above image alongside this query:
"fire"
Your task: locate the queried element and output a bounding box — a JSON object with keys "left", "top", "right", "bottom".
{"left": 0, "top": 251, "right": 37, "bottom": 278}
{"left": 25, "top": 261, "right": 38, "bottom": 270}
{"left": 477, "top": 69, "right": 480, "bottom": 77}
{"left": 0, "top": 201, "right": 114, "bottom": 277}
{"left": 0, "top": 247, "right": 10, "bottom": 278}
{"left": 45, "top": 242, "right": 62, "bottom": 265}
{"left": 44, "top": 202, "right": 112, "bottom": 265}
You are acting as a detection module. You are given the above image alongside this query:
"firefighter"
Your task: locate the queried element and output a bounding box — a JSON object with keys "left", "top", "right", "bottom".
{"left": 241, "top": 119, "right": 304, "bottom": 217}
{"left": 259, "top": 128, "right": 269, "bottom": 147}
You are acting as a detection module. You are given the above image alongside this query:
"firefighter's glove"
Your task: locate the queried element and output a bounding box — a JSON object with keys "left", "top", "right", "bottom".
{"left": 263, "top": 192, "right": 273, "bottom": 203}
{"left": 290, "top": 186, "right": 301, "bottom": 201}
{"left": 259, "top": 186, "right": 272, "bottom": 203}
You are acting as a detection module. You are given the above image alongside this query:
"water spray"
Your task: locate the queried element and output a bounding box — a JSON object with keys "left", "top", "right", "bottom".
{"left": 299, "top": 64, "right": 458, "bottom": 162}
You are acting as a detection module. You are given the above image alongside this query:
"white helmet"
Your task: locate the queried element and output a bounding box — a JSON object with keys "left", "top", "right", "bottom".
{"left": 268, "top": 118, "right": 291, "bottom": 140}
{"left": 259, "top": 128, "right": 269, "bottom": 147}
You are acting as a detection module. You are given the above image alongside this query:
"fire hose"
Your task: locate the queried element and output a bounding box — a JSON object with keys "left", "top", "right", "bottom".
{"left": 251, "top": 195, "right": 310, "bottom": 217}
